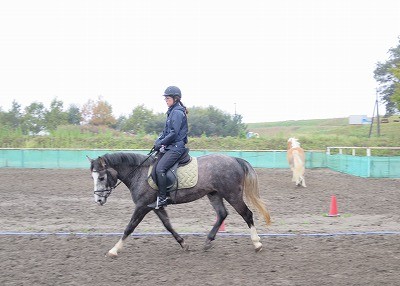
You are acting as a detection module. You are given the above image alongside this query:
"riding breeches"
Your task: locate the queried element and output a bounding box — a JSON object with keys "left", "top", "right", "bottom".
{"left": 155, "top": 150, "right": 181, "bottom": 174}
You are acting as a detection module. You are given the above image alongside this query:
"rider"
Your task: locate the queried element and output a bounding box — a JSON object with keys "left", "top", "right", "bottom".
{"left": 148, "top": 86, "right": 189, "bottom": 209}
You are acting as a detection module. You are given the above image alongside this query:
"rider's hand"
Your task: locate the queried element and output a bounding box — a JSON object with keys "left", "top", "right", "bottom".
{"left": 154, "top": 144, "right": 161, "bottom": 151}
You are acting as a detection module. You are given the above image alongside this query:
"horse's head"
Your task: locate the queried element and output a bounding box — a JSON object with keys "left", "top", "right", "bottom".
{"left": 87, "top": 155, "right": 119, "bottom": 206}
{"left": 287, "top": 137, "right": 300, "bottom": 149}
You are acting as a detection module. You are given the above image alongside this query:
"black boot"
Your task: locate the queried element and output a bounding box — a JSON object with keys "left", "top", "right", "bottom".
{"left": 148, "top": 172, "right": 169, "bottom": 209}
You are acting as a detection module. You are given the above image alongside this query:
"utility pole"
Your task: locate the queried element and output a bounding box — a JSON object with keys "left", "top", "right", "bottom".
{"left": 368, "top": 90, "right": 381, "bottom": 138}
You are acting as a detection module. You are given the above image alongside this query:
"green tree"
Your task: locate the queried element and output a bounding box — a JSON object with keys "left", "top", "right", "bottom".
{"left": 21, "top": 102, "right": 47, "bottom": 135}
{"left": 2, "top": 100, "right": 23, "bottom": 130}
{"left": 67, "top": 104, "right": 81, "bottom": 125}
{"left": 120, "top": 104, "right": 157, "bottom": 134}
{"left": 45, "top": 98, "right": 68, "bottom": 131}
{"left": 390, "top": 64, "right": 400, "bottom": 110}
{"left": 188, "top": 106, "right": 247, "bottom": 137}
{"left": 115, "top": 115, "right": 128, "bottom": 131}
{"left": 374, "top": 37, "right": 400, "bottom": 115}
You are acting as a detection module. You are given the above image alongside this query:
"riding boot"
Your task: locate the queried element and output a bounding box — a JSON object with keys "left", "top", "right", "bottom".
{"left": 147, "top": 172, "right": 169, "bottom": 209}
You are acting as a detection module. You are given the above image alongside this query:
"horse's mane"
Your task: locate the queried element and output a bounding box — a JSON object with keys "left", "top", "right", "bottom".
{"left": 288, "top": 137, "right": 301, "bottom": 149}
{"left": 102, "top": 152, "right": 155, "bottom": 168}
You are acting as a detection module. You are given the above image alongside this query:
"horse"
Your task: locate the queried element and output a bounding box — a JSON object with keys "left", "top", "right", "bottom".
{"left": 287, "top": 138, "right": 307, "bottom": 187}
{"left": 87, "top": 151, "right": 271, "bottom": 257}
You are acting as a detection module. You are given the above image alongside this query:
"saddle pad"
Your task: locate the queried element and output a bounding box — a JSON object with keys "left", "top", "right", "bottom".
{"left": 147, "top": 157, "right": 198, "bottom": 190}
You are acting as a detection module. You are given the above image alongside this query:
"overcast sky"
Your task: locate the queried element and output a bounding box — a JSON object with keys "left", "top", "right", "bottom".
{"left": 0, "top": 0, "right": 399, "bottom": 123}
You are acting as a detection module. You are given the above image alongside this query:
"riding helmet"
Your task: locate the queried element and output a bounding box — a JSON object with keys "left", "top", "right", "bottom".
{"left": 163, "top": 86, "right": 181, "bottom": 99}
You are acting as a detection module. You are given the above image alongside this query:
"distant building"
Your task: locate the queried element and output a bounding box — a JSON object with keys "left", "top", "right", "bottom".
{"left": 349, "top": 115, "right": 371, "bottom": 125}
{"left": 246, "top": 131, "right": 259, "bottom": 139}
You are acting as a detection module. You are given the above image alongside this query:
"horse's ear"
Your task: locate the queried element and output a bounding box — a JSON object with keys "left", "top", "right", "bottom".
{"left": 107, "top": 167, "right": 118, "bottom": 180}
{"left": 86, "top": 155, "right": 93, "bottom": 162}
{"left": 99, "top": 157, "right": 107, "bottom": 168}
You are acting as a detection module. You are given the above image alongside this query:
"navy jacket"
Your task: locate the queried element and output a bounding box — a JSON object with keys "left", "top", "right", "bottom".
{"left": 155, "top": 103, "right": 188, "bottom": 154}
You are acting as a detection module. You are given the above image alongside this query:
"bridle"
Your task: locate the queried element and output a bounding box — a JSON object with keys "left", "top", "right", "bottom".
{"left": 92, "top": 149, "right": 157, "bottom": 199}
{"left": 92, "top": 167, "right": 120, "bottom": 200}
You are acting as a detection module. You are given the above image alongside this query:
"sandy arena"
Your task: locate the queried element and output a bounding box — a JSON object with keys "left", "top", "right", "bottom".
{"left": 1, "top": 167, "right": 399, "bottom": 285}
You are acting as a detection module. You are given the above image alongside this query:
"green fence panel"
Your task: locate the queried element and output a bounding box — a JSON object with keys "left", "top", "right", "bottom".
{"left": 327, "top": 154, "right": 370, "bottom": 177}
{"left": 189, "top": 150, "right": 325, "bottom": 168}
{"left": 327, "top": 154, "right": 400, "bottom": 178}
{"left": 370, "top": 156, "right": 400, "bottom": 178}
{"left": 0, "top": 149, "right": 398, "bottom": 178}
{"left": 0, "top": 149, "right": 150, "bottom": 169}
{"left": 0, "top": 149, "right": 324, "bottom": 169}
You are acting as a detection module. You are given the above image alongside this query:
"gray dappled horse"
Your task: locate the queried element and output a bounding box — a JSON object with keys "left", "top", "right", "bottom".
{"left": 87, "top": 152, "right": 271, "bottom": 257}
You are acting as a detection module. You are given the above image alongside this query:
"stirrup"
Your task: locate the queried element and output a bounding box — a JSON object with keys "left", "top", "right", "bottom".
{"left": 148, "top": 197, "right": 169, "bottom": 209}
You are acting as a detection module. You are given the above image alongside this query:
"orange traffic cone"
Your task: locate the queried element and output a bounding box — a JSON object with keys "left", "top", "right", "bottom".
{"left": 219, "top": 220, "right": 226, "bottom": 232}
{"left": 216, "top": 217, "right": 226, "bottom": 232}
{"left": 328, "top": 195, "right": 340, "bottom": 217}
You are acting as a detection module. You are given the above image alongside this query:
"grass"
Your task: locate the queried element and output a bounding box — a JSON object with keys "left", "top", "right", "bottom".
{"left": 246, "top": 116, "right": 400, "bottom": 151}
{"left": 0, "top": 116, "right": 399, "bottom": 152}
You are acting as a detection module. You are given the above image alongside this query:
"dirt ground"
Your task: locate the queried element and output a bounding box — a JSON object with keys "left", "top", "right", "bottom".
{"left": 1, "top": 167, "right": 399, "bottom": 286}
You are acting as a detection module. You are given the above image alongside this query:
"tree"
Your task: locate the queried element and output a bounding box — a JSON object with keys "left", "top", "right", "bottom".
{"left": 188, "top": 106, "right": 247, "bottom": 137}
{"left": 21, "top": 102, "right": 47, "bottom": 135}
{"left": 45, "top": 98, "right": 68, "bottom": 131}
{"left": 81, "top": 99, "right": 95, "bottom": 125}
{"left": 374, "top": 37, "right": 400, "bottom": 115}
{"left": 120, "top": 104, "right": 158, "bottom": 134}
{"left": 390, "top": 64, "right": 400, "bottom": 110}
{"left": 145, "top": 112, "right": 165, "bottom": 135}
{"left": 2, "top": 100, "right": 23, "bottom": 130}
{"left": 81, "top": 96, "right": 116, "bottom": 127}
{"left": 66, "top": 104, "right": 81, "bottom": 125}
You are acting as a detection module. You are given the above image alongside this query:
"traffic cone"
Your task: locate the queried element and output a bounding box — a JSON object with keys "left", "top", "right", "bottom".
{"left": 219, "top": 220, "right": 226, "bottom": 232}
{"left": 328, "top": 195, "right": 340, "bottom": 217}
{"left": 216, "top": 216, "right": 226, "bottom": 232}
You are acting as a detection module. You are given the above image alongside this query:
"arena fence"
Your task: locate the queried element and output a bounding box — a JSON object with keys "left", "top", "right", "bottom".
{"left": 326, "top": 147, "right": 400, "bottom": 178}
{"left": 0, "top": 148, "right": 398, "bottom": 178}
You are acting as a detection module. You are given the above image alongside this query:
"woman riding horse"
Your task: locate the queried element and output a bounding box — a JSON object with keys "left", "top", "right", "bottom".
{"left": 148, "top": 86, "right": 189, "bottom": 209}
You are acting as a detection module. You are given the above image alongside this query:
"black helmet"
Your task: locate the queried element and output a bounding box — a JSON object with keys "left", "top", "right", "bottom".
{"left": 163, "top": 86, "right": 181, "bottom": 99}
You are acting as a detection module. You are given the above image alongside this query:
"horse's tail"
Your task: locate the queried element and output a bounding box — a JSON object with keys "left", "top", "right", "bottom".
{"left": 235, "top": 157, "right": 271, "bottom": 226}
{"left": 292, "top": 149, "right": 305, "bottom": 180}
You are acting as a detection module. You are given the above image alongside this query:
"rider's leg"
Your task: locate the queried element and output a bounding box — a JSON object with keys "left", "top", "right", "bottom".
{"left": 148, "top": 150, "right": 181, "bottom": 209}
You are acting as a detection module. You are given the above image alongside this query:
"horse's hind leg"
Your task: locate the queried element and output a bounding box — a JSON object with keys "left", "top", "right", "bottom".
{"left": 224, "top": 196, "right": 263, "bottom": 252}
{"left": 155, "top": 208, "right": 189, "bottom": 251}
{"left": 204, "top": 192, "right": 228, "bottom": 250}
{"left": 301, "top": 176, "right": 306, "bottom": 187}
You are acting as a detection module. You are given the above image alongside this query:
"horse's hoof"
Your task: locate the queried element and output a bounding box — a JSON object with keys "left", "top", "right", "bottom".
{"left": 181, "top": 243, "right": 190, "bottom": 252}
{"left": 203, "top": 241, "right": 214, "bottom": 251}
{"left": 105, "top": 251, "right": 118, "bottom": 258}
{"left": 255, "top": 245, "right": 263, "bottom": 253}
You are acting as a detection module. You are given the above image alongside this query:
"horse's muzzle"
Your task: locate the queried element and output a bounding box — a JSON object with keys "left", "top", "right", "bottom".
{"left": 94, "top": 194, "right": 107, "bottom": 206}
{"left": 97, "top": 199, "right": 105, "bottom": 206}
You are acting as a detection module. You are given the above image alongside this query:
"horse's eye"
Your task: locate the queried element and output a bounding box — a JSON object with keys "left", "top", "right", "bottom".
{"left": 99, "top": 177, "right": 105, "bottom": 181}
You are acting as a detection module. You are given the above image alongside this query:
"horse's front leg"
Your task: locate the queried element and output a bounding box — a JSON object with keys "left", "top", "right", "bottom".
{"left": 107, "top": 206, "right": 151, "bottom": 257}
{"left": 154, "top": 208, "right": 189, "bottom": 251}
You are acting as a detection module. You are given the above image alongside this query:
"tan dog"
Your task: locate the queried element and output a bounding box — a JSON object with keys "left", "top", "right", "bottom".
{"left": 287, "top": 137, "right": 306, "bottom": 187}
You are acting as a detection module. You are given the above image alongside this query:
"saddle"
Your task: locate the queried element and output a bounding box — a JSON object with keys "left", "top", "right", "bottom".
{"left": 147, "top": 148, "right": 198, "bottom": 192}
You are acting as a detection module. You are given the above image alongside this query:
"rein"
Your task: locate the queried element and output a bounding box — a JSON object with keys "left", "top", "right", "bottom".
{"left": 123, "top": 148, "right": 157, "bottom": 182}
{"left": 95, "top": 149, "right": 157, "bottom": 199}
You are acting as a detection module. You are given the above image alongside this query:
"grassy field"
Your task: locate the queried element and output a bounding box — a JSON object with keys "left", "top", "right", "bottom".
{"left": 246, "top": 116, "right": 400, "bottom": 154}
{"left": 1, "top": 116, "right": 399, "bottom": 153}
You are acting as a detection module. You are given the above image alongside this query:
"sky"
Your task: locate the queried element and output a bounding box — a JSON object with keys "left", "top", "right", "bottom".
{"left": 0, "top": 0, "right": 399, "bottom": 123}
